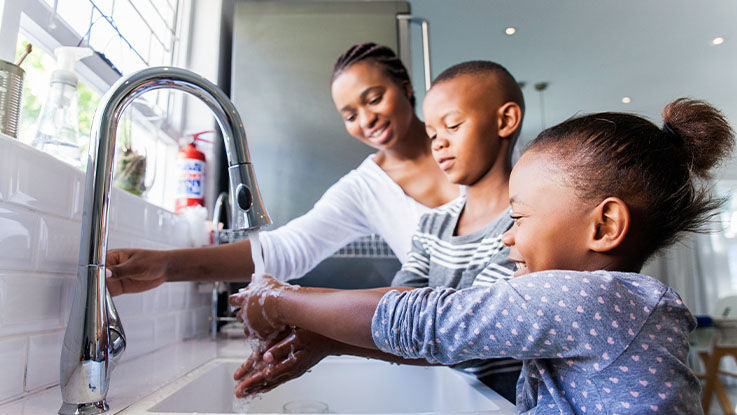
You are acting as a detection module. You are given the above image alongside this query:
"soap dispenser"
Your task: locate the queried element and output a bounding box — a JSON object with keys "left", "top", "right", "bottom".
{"left": 31, "top": 46, "right": 92, "bottom": 168}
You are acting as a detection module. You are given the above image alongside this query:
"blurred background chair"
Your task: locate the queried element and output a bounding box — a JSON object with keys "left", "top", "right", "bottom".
{"left": 700, "top": 294, "right": 737, "bottom": 414}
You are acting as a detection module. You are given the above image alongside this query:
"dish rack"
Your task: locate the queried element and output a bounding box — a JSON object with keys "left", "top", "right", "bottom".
{"left": 331, "top": 234, "right": 397, "bottom": 258}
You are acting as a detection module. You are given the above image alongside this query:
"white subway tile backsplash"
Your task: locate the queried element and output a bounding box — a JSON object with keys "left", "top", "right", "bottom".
{"left": 9, "top": 144, "right": 80, "bottom": 218}
{"left": 0, "top": 273, "right": 67, "bottom": 336}
{"left": 110, "top": 190, "right": 148, "bottom": 236}
{"left": 0, "top": 203, "right": 37, "bottom": 271}
{"left": 154, "top": 314, "right": 178, "bottom": 349}
{"left": 143, "top": 286, "right": 170, "bottom": 313}
{"left": 112, "top": 292, "right": 144, "bottom": 321}
{"left": 169, "top": 283, "right": 188, "bottom": 310}
{"left": 120, "top": 316, "right": 155, "bottom": 361}
{"left": 0, "top": 136, "right": 15, "bottom": 202}
{"left": 0, "top": 138, "right": 209, "bottom": 403}
{"left": 61, "top": 278, "right": 75, "bottom": 328}
{"left": 107, "top": 234, "right": 136, "bottom": 251}
{"left": 168, "top": 214, "right": 190, "bottom": 247}
{"left": 37, "top": 215, "right": 81, "bottom": 274}
{"left": 192, "top": 306, "right": 210, "bottom": 336}
{"left": 145, "top": 208, "right": 167, "bottom": 243}
{"left": 71, "top": 173, "right": 85, "bottom": 222}
{"left": 0, "top": 336, "right": 27, "bottom": 401}
{"left": 26, "top": 331, "right": 64, "bottom": 391}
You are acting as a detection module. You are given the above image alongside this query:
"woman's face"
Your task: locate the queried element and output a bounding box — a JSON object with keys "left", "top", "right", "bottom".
{"left": 501, "top": 150, "right": 594, "bottom": 277}
{"left": 331, "top": 61, "right": 415, "bottom": 150}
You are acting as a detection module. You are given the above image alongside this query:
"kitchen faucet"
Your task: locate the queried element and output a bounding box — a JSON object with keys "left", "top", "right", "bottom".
{"left": 59, "top": 66, "right": 270, "bottom": 415}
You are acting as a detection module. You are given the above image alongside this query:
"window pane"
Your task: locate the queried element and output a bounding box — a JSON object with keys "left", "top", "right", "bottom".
{"left": 88, "top": 17, "right": 117, "bottom": 55}
{"left": 159, "top": 0, "right": 177, "bottom": 30}
{"left": 93, "top": 0, "right": 115, "bottom": 16}
{"left": 15, "top": 33, "right": 100, "bottom": 156}
{"left": 131, "top": 0, "right": 172, "bottom": 51}
{"left": 58, "top": 0, "right": 93, "bottom": 39}
{"left": 17, "top": 1, "right": 182, "bottom": 208}
{"left": 114, "top": 0, "right": 150, "bottom": 63}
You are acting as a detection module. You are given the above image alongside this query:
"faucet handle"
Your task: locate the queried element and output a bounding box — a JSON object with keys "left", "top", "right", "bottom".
{"left": 227, "top": 163, "right": 271, "bottom": 230}
{"left": 105, "top": 288, "right": 126, "bottom": 368}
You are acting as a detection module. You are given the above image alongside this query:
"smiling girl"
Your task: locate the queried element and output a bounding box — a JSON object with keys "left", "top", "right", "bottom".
{"left": 232, "top": 98, "right": 734, "bottom": 413}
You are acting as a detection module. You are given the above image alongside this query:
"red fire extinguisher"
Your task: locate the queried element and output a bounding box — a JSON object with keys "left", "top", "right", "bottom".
{"left": 175, "top": 131, "right": 214, "bottom": 214}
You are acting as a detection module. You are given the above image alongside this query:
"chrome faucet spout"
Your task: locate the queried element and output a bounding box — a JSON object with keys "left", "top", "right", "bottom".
{"left": 59, "top": 67, "right": 270, "bottom": 414}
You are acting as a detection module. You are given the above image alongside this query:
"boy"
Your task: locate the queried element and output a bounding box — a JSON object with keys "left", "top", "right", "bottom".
{"left": 233, "top": 61, "right": 525, "bottom": 402}
{"left": 390, "top": 61, "right": 524, "bottom": 401}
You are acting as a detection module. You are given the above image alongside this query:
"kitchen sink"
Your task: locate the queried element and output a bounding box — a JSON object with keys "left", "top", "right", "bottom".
{"left": 120, "top": 356, "right": 515, "bottom": 414}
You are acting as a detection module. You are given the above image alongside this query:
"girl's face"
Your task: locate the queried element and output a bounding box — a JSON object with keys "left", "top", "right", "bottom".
{"left": 501, "top": 150, "right": 595, "bottom": 277}
{"left": 330, "top": 61, "right": 414, "bottom": 150}
{"left": 422, "top": 75, "right": 503, "bottom": 185}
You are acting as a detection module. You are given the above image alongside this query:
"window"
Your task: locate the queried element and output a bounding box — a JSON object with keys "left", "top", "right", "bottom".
{"left": 43, "top": 0, "right": 181, "bottom": 71}
{"left": 15, "top": 34, "right": 100, "bottom": 155}
{"left": 7, "top": 0, "right": 191, "bottom": 210}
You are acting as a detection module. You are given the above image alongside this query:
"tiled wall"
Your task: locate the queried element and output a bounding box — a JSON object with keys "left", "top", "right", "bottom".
{"left": 0, "top": 134, "right": 211, "bottom": 404}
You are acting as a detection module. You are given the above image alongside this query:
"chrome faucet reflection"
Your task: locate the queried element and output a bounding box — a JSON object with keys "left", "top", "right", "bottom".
{"left": 59, "top": 67, "right": 271, "bottom": 415}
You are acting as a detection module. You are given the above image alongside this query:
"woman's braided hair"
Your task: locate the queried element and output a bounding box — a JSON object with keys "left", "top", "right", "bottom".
{"left": 331, "top": 42, "right": 415, "bottom": 108}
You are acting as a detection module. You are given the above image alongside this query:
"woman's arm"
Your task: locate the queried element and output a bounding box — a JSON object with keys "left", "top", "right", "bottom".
{"left": 106, "top": 240, "right": 255, "bottom": 296}
{"left": 106, "top": 165, "right": 376, "bottom": 296}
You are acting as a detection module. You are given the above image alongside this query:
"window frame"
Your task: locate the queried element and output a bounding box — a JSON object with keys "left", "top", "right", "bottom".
{"left": 2, "top": 0, "right": 194, "bottom": 210}
{"left": 2, "top": 0, "right": 192, "bottom": 140}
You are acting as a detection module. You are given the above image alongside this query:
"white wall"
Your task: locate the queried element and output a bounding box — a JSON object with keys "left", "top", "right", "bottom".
{"left": 0, "top": 134, "right": 211, "bottom": 404}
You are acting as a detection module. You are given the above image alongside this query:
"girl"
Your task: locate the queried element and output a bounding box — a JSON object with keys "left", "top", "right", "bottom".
{"left": 231, "top": 98, "right": 734, "bottom": 413}
{"left": 104, "top": 43, "right": 458, "bottom": 294}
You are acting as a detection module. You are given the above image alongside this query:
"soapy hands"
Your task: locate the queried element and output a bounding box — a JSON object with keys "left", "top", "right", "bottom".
{"left": 228, "top": 275, "right": 293, "bottom": 340}
{"left": 229, "top": 276, "right": 330, "bottom": 398}
{"left": 105, "top": 249, "right": 168, "bottom": 296}
{"left": 233, "top": 327, "right": 334, "bottom": 397}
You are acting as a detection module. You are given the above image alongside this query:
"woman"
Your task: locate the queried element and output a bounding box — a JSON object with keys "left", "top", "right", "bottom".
{"left": 106, "top": 43, "right": 459, "bottom": 295}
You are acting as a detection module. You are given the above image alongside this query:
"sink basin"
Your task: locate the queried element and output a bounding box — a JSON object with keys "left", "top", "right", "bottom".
{"left": 120, "top": 356, "right": 516, "bottom": 414}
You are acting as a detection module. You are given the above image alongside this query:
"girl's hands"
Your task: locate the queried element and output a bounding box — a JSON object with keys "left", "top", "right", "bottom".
{"left": 228, "top": 275, "right": 294, "bottom": 340}
{"left": 233, "top": 327, "right": 335, "bottom": 398}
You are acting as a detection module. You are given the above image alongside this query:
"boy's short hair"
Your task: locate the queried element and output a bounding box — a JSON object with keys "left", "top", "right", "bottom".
{"left": 432, "top": 61, "right": 525, "bottom": 146}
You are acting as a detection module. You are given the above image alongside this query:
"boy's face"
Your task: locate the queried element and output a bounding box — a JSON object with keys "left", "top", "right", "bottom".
{"left": 502, "top": 151, "right": 594, "bottom": 277}
{"left": 423, "top": 75, "right": 505, "bottom": 186}
{"left": 331, "top": 61, "right": 414, "bottom": 151}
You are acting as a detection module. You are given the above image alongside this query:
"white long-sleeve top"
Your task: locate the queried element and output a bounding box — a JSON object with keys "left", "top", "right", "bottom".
{"left": 258, "top": 155, "right": 433, "bottom": 281}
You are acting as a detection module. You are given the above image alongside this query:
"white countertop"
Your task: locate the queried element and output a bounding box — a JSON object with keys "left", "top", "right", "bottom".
{"left": 0, "top": 337, "right": 250, "bottom": 415}
{"left": 0, "top": 338, "right": 516, "bottom": 414}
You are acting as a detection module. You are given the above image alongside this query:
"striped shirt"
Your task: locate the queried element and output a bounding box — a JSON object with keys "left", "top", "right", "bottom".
{"left": 392, "top": 196, "right": 515, "bottom": 289}
{"left": 390, "top": 196, "right": 521, "bottom": 380}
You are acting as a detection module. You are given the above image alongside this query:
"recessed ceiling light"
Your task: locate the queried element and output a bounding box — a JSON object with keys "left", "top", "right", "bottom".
{"left": 621, "top": 97, "right": 631, "bottom": 104}
{"left": 505, "top": 27, "right": 516, "bottom": 36}
{"left": 713, "top": 37, "right": 725, "bottom": 45}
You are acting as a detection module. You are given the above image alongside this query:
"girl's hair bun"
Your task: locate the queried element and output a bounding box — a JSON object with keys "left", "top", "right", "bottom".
{"left": 662, "top": 98, "right": 734, "bottom": 179}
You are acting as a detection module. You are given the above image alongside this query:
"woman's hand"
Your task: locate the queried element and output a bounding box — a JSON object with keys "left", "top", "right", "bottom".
{"left": 228, "top": 275, "right": 294, "bottom": 340}
{"left": 233, "top": 327, "right": 335, "bottom": 398}
{"left": 106, "top": 249, "right": 169, "bottom": 296}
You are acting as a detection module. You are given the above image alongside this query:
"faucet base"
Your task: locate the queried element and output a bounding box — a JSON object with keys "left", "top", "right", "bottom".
{"left": 59, "top": 400, "right": 108, "bottom": 415}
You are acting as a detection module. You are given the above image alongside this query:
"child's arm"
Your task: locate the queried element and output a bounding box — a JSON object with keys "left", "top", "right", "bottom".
{"left": 229, "top": 275, "right": 413, "bottom": 349}
{"left": 230, "top": 272, "right": 657, "bottom": 371}
{"left": 372, "top": 271, "right": 660, "bottom": 368}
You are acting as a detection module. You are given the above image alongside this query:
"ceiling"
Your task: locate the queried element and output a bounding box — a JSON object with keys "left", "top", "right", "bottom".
{"left": 406, "top": 0, "right": 737, "bottom": 176}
